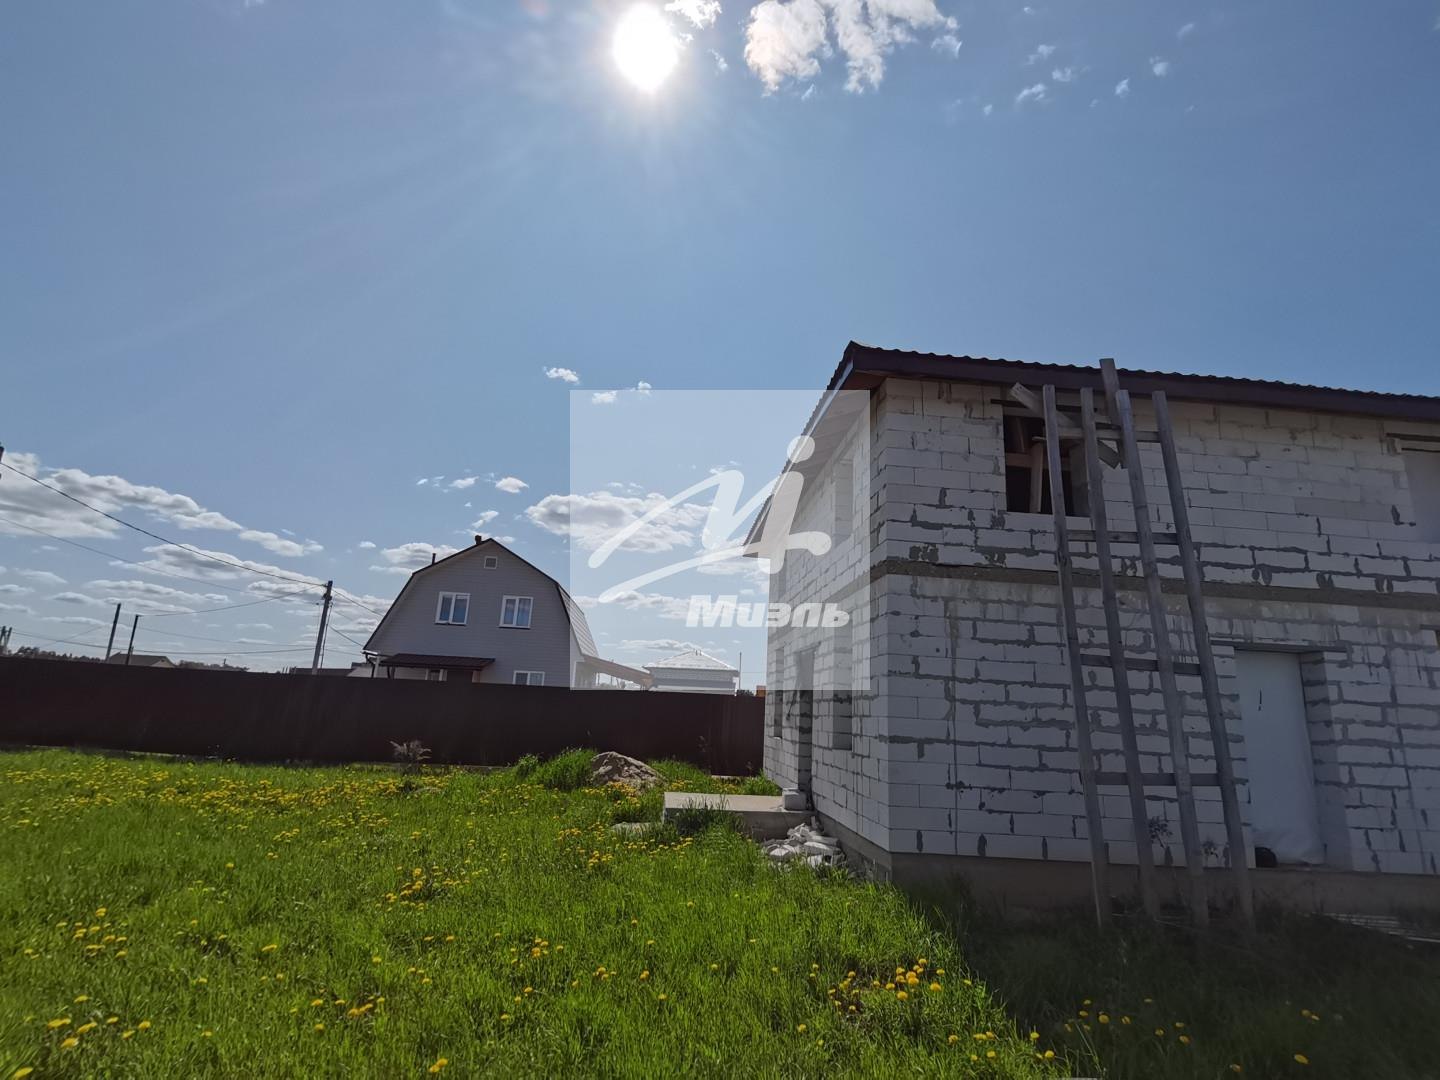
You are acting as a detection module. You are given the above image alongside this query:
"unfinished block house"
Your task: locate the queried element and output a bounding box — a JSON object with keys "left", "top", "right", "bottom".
{"left": 755, "top": 343, "right": 1440, "bottom": 912}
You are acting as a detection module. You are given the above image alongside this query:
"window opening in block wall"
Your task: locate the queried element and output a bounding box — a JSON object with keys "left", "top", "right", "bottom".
{"left": 1003, "top": 413, "right": 1088, "bottom": 516}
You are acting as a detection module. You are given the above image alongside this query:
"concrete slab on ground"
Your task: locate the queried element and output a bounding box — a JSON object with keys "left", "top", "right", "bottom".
{"left": 661, "top": 792, "right": 808, "bottom": 841}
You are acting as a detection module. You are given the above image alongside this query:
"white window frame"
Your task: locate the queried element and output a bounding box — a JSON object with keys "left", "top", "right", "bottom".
{"left": 435, "top": 591, "right": 470, "bottom": 625}
{"left": 500, "top": 595, "right": 533, "bottom": 629}
{"left": 513, "top": 670, "right": 545, "bottom": 686}
{"left": 483, "top": 555, "right": 499, "bottom": 569}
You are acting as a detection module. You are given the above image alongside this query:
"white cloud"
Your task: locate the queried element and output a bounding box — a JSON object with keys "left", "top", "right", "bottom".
{"left": 0, "top": 449, "right": 314, "bottom": 558}
{"left": 1177, "top": 21, "right": 1195, "bottom": 39}
{"left": 0, "top": 582, "right": 33, "bottom": 596}
{"left": 0, "top": 602, "right": 34, "bottom": 615}
{"left": 1025, "top": 42, "right": 1055, "bottom": 65}
{"left": 1115, "top": 77, "right": 1130, "bottom": 98}
{"left": 591, "top": 390, "right": 619, "bottom": 405}
{"left": 495, "top": 476, "right": 529, "bottom": 494}
{"left": 72, "top": 578, "right": 231, "bottom": 614}
{"left": 19, "top": 569, "right": 66, "bottom": 586}
{"left": 357, "top": 540, "right": 376, "bottom": 550}
{"left": 710, "top": 48, "right": 729, "bottom": 71}
{"left": 52, "top": 591, "right": 107, "bottom": 607}
{"left": 745, "top": 0, "right": 956, "bottom": 94}
{"left": 931, "top": 32, "right": 961, "bottom": 58}
{"left": 371, "top": 542, "right": 461, "bottom": 575}
{"left": 633, "top": 380, "right": 652, "bottom": 395}
{"left": 237, "top": 529, "right": 322, "bottom": 557}
{"left": 525, "top": 490, "right": 710, "bottom": 554}
{"left": 575, "top": 590, "right": 694, "bottom": 621}
{"left": 471, "top": 511, "right": 500, "bottom": 529}
{"left": 1150, "top": 56, "right": 1170, "bottom": 76}
{"left": 982, "top": 102, "right": 993, "bottom": 116}
{"left": 1015, "top": 82, "right": 1047, "bottom": 106}
{"left": 43, "top": 614, "right": 107, "bottom": 627}
{"left": 448, "top": 477, "right": 478, "bottom": 490}
{"left": 544, "top": 366, "right": 581, "bottom": 383}
{"left": 1050, "top": 65, "right": 1076, "bottom": 83}
{"left": 124, "top": 544, "right": 324, "bottom": 590}
{"left": 618, "top": 638, "right": 710, "bottom": 653}
{"left": 666, "top": 0, "right": 722, "bottom": 27}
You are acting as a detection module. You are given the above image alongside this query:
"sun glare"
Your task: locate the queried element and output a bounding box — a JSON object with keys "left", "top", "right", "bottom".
{"left": 612, "top": 4, "right": 679, "bottom": 93}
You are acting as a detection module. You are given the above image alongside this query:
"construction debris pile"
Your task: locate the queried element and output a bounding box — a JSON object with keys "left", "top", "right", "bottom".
{"left": 762, "top": 821, "right": 844, "bottom": 870}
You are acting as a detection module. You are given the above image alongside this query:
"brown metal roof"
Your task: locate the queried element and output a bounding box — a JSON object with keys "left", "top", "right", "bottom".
{"left": 833, "top": 342, "right": 1440, "bottom": 421}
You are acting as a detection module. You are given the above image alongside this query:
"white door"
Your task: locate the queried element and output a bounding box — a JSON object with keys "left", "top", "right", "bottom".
{"left": 1235, "top": 650, "right": 1324, "bottom": 865}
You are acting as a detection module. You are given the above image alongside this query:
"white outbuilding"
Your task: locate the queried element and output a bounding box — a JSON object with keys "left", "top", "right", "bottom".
{"left": 645, "top": 649, "right": 740, "bottom": 694}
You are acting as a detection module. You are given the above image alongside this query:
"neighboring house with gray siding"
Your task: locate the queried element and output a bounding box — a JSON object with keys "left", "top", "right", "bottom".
{"left": 359, "top": 536, "right": 650, "bottom": 688}
{"left": 755, "top": 342, "right": 1440, "bottom": 909}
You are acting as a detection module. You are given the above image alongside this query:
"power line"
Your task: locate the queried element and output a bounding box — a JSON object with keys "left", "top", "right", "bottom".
{"left": 327, "top": 624, "right": 368, "bottom": 650}
{"left": 5, "top": 628, "right": 310, "bottom": 659}
{"left": 0, "top": 461, "right": 328, "bottom": 593}
{"left": 135, "top": 624, "right": 297, "bottom": 646}
{"left": 145, "top": 594, "right": 294, "bottom": 618}
{"left": 0, "top": 512, "right": 257, "bottom": 599}
{"left": 6, "top": 627, "right": 110, "bottom": 650}
{"left": 331, "top": 590, "right": 385, "bottom": 618}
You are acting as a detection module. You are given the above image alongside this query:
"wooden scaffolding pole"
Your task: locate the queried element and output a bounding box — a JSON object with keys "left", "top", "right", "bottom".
{"left": 1042, "top": 384, "right": 1111, "bottom": 929}
{"left": 1079, "top": 388, "right": 1161, "bottom": 921}
{"left": 1101, "top": 370, "right": 1210, "bottom": 927}
{"left": 1151, "top": 391, "right": 1256, "bottom": 929}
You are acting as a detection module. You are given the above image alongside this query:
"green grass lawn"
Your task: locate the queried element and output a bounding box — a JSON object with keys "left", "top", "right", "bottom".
{"left": 0, "top": 749, "right": 1055, "bottom": 1079}
{"left": 3, "top": 748, "right": 1436, "bottom": 1079}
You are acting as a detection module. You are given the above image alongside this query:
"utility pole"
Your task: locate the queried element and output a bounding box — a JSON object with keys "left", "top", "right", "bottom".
{"left": 105, "top": 603, "right": 122, "bottom": 660}
{"left": 311, "top": 580, "right": 333, "bottom": 674}
{"left": 125, "top": 615, "right": 139, "bottom": 665}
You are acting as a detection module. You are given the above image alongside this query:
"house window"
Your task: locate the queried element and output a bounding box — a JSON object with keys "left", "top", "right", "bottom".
{"left": 1003, "top": 414, "right": 1087, "bottom": 516}
{"left": 513, "top": 670, "right": 545, "bottom": 686}
{"left": 500, "top": 596, "right": 533, "bottom": 628}
{"left": 1403, "top": 450, "right": 1440, "bottom": 542}
{"left": 484, "top": 555, "right": 499, "bottom": 569}
{"left": 435, "top": 592, "right": 469, "bottom": 625}
{"left": 426, "top": 669, "right": 444, "bottom": 682}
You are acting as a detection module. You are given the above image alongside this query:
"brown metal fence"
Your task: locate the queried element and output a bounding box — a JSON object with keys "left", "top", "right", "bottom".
{"left": 0, "top": 657, "right": 765, "bottom": 775}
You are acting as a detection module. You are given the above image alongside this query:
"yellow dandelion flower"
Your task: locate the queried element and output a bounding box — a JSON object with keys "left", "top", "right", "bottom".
{"left": 46, "top": 1018, "right": 71, "bottom": 1029}
{"left": 261, "top": 944, "right": 278, "bottom": 953}
{"left": 1179, "top": 1034, "right": 1191, "bottom": 1045}
{"left": 76, "top": 1022, "right": 97, "bottom": 1034}
{"left": 896, "top": 990, "right": 909, "bottom": 1001}
{"left": 1294, "top": 1054, "right": 1310, "bottom": 1066}
{"left": 1030, "top": 1031, "right": 1040, "bottom": 1041}
{"left": 73, "top": 996, "right": 89, "bottom": 1004}
{"left": 138, "top": 1021, "right": 151, "bottom": 1030}
{"left": 428, "top": 1058, "right": 448, "bottom": 1074}
{"left": 59, "top": 1038, "right": 78, "bottom": 1050}
{"left": 13, "top": 1069, "right": 35, "bottom": 1079}
{"left": 930, "top": 983, "right": 942, "bottom": 992}
{"left": 121, "top": 1030, "right": 135, "bottom": 1040}
{"left": 796, "top": 1024, "right": 807, "bottom": 1033}
{"left": 947, "top": 1034, "right": 959, "bottom": 1045}
{"left": 1099, "top": 1014, "right": 1110, "bottom": 1025}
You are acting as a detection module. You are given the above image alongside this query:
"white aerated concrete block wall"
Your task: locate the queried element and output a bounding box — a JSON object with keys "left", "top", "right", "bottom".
{"left": 768, "top": 375, "right": 1440, "bottom": 877}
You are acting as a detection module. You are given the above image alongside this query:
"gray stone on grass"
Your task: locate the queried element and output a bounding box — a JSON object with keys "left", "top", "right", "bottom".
{"left": 590, "top": 752, "right": 663, "bottom": 791}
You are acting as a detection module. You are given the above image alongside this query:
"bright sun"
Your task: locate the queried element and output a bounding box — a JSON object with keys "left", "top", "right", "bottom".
{"left": 612, "top": 4, "right": 679, "bottom": 93}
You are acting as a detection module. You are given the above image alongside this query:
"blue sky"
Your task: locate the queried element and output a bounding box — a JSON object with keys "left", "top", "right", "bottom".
{"left": 1, "top": 1, "right": 1437, "bottom": 678}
